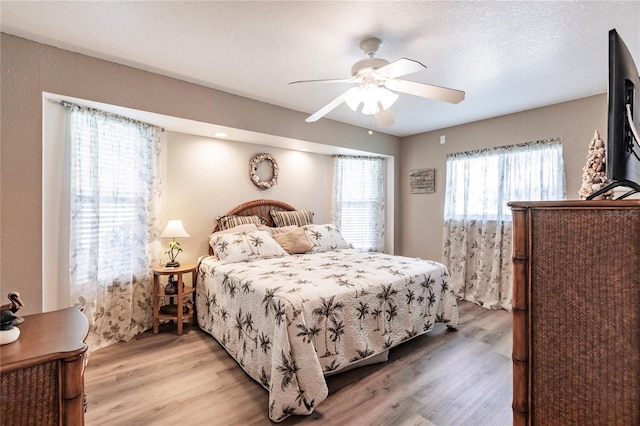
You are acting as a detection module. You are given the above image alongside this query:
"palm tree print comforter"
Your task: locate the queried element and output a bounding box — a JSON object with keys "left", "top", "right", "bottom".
{"left": 196, "top": 249, "right": 459, "bottom": 422}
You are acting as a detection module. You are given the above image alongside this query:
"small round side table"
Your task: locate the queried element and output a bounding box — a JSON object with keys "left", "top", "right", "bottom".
{"left": 152, "top": 263, "right": 197, "bottom": 335}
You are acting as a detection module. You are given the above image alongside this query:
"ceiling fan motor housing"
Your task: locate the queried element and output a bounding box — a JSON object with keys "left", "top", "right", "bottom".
{"left": 353, "top": 37, "right": 389, "bottom": 77}
{"left": 359, "top": 37, "right": 383, "bottom": 56}
{"left": 351, "top": 57, "right": 391, "bottom": 77}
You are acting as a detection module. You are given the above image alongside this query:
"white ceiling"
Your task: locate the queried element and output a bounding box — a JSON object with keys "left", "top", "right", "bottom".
{"left": 2, "top": 1, "right": 639, "bottom": 137}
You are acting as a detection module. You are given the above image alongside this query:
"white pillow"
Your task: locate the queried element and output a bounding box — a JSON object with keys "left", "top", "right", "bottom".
{"left": 209, "top": 224, "right": 258, "bottom": 252}
{"left": 303, "top": 224, "right": 350, "bottom": 252}
{"left": 210, "top": 230, "right": 288, "bottom": 264}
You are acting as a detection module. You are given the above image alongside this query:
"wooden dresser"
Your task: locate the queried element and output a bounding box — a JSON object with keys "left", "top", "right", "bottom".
{"left": 509, "top": 200, "right": 640, "bottom": 425}
{"left": 1, "top": 306, "right": 89, "bottom": 426}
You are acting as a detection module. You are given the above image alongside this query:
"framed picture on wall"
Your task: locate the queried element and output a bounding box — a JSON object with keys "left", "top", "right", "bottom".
{"left": 410, "top": 168, "right": 435, "bottom": 194}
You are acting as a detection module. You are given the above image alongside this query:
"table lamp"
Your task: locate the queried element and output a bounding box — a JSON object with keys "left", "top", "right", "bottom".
{"left": 160, "top": 219, "right": 190, "bottom": 267}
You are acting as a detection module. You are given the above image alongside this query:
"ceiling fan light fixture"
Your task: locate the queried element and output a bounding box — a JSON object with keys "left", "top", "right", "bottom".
{"left": 361, "top": 99, "right": 380, "bottom": 115}
{"left": 378, "top": 87, "right": 399, "bottom": 110}
{"left": 360, "top": 84, "right": 379, "bottom": 103}
{"left": 384, "top": 79, "right": 400, "bottom": 91}
{"left": 344, "top": 84, "right": 396, "bottom": 115}
{"left": 343, "top": 87, "right": 362, "bottom": 111}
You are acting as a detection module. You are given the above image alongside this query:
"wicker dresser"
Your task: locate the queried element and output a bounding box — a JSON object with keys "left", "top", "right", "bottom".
{"left": 509, "top": 200, "right": 640, "bottom": 425}
{"left": 1, "top": 306, "right": 89, "bottom": 426}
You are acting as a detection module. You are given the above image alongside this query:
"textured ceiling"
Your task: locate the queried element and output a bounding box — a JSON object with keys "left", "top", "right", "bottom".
{"left": 1, "top": 1, "right": 639, "bottom": 137}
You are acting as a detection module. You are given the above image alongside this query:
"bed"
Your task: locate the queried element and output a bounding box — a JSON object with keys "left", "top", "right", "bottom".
{"left": 195, "top": 199, "right": 459, "bottom": 422}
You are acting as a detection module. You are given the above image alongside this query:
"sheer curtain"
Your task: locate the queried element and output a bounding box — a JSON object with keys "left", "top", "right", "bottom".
{"left": 442, "top": 139, "right": 565, "bottom": 310}
{"left": 332, "top": 156, "right": 385, "bottom": 252}
{"left": 66, "top": 104, "right": 161, "bottom": 353}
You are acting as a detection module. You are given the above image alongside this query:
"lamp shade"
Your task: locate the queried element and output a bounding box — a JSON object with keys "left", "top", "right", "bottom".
{"left": 160, "top": 220, "right": 190, "bottom": 238}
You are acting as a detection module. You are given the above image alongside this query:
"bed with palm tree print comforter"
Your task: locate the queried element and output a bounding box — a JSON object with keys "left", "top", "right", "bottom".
{"left": 196, "top": 249, "right": 459, "bottom": 422}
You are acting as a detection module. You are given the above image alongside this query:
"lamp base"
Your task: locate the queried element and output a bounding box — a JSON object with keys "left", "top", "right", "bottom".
{"left": 165, "top": 261, "right": 180, "bottom": 268}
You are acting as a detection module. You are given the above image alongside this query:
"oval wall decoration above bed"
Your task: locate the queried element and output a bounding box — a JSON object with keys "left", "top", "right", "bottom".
{"left": 249, "top": 153, "right": 279, "bottom": 190}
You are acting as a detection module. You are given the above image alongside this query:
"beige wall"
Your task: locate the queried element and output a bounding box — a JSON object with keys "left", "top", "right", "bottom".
{"left": 399, "top": 94, "right": 607, "bottom": 261}
{"left": 1, "top": 33, "right": 400, "bottom": 314}
{"left": 163, "top": 132, "right": 334, "bottom": 265}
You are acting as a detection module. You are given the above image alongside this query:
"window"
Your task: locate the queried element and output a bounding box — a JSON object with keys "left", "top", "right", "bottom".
{"left": 444, "top": 139, "right": 566, "bottom": 221}
{"left": 442, "top": 139, "right": 565, "bottom": 310}
{"left": 65, "top": 103, "right": 160, "bottom": 352}
{"left": 332, "top": 156, "right": 385, "bottom": 252}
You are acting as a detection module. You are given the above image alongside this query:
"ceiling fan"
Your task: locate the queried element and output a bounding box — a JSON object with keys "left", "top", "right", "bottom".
{"left": 290, "top": 37, "right": 465, "bottom": 128}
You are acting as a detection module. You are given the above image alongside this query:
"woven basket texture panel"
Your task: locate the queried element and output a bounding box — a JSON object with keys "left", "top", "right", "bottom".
{"left": 530, "top": 208, "right": 640, "bottom": 424}
{"left": 1, "top": 361, "right": 59, "bottom": 426}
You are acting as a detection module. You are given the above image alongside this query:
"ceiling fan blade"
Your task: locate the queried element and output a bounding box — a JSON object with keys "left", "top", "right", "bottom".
{"left": 289, "top": 77, "right": 355, "bottom": 85}
{"left": 375, "top": 58, "right": 426, "bottom": 79}
{"left": 375, "top": 108, "right": 395, "bottom": 128}
{"left": 305, "top": 92, "right": 348, "bottom": 122}
{"left": 387, "top": 79, "right": 465, "bottom": 104}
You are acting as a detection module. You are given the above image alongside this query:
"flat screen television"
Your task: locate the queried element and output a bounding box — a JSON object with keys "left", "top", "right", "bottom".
{"left": 588, "top": 29, "right": 640, "bottom": 200}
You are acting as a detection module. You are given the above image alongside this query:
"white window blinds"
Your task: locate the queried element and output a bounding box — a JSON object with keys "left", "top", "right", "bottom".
{"left": 332, "top": 156, "right": 385, "bottom": 252}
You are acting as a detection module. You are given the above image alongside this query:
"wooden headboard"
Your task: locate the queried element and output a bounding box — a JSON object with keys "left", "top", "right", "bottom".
{"left": 207, "top": 200, "right": 297, "bottom": 256}
{"left": 211, "top": 199, "right": 297, "bottom": 232}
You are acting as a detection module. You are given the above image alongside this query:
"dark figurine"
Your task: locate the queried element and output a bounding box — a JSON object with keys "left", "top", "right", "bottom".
{"left": 1, "top": 291, "right": 24, "bottom": 345}
{"left": 0, "top": 291, "right": 24, "bottom": 325}
{"left": 1, "top": 310, "right": 19, "bottom": 330}
{"left": 164, "top": 275, "right": 178, "bottom": 295}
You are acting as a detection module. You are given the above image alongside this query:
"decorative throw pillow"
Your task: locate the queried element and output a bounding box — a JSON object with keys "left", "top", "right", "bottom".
{"left": 272, "top": 227, "right": 314, "bottom": 254}
{"left": 257, "top": 224, "right": 298, "bottom": 235}
{"left": 210, "top": 230, "right": 288, "bottom": 264}
{"left": 303, "top": 224, "right": 350, "bottom": 252}
{"left": 217, "top": 214, "right": 267, "bottom": 231}
{"left": 271, "top": 209, "right": 314, "bottom": 227}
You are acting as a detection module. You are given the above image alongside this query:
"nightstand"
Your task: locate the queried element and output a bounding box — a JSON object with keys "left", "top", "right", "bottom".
{"left": 152, "top": 263, "right": 197, "bottom": 335}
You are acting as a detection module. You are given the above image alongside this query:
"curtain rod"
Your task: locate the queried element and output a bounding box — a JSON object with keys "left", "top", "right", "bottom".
{"left": 59, "top": 100, "right": 165, "bottom": 132}
{"left": 447, "top": 137, "right": 561, "bottom": 158}
{"left": 332, "top": 155, "right": 386, "bottom": 159}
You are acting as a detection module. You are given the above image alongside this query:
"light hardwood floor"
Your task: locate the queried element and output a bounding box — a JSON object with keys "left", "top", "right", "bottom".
{"left": 84, "top": 301, "right": 512, "bottom": 426}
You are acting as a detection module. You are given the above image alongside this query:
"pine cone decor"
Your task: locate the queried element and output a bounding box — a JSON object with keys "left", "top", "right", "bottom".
{"left": 578, "top": 130, "right": 613, "bottom": 200}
